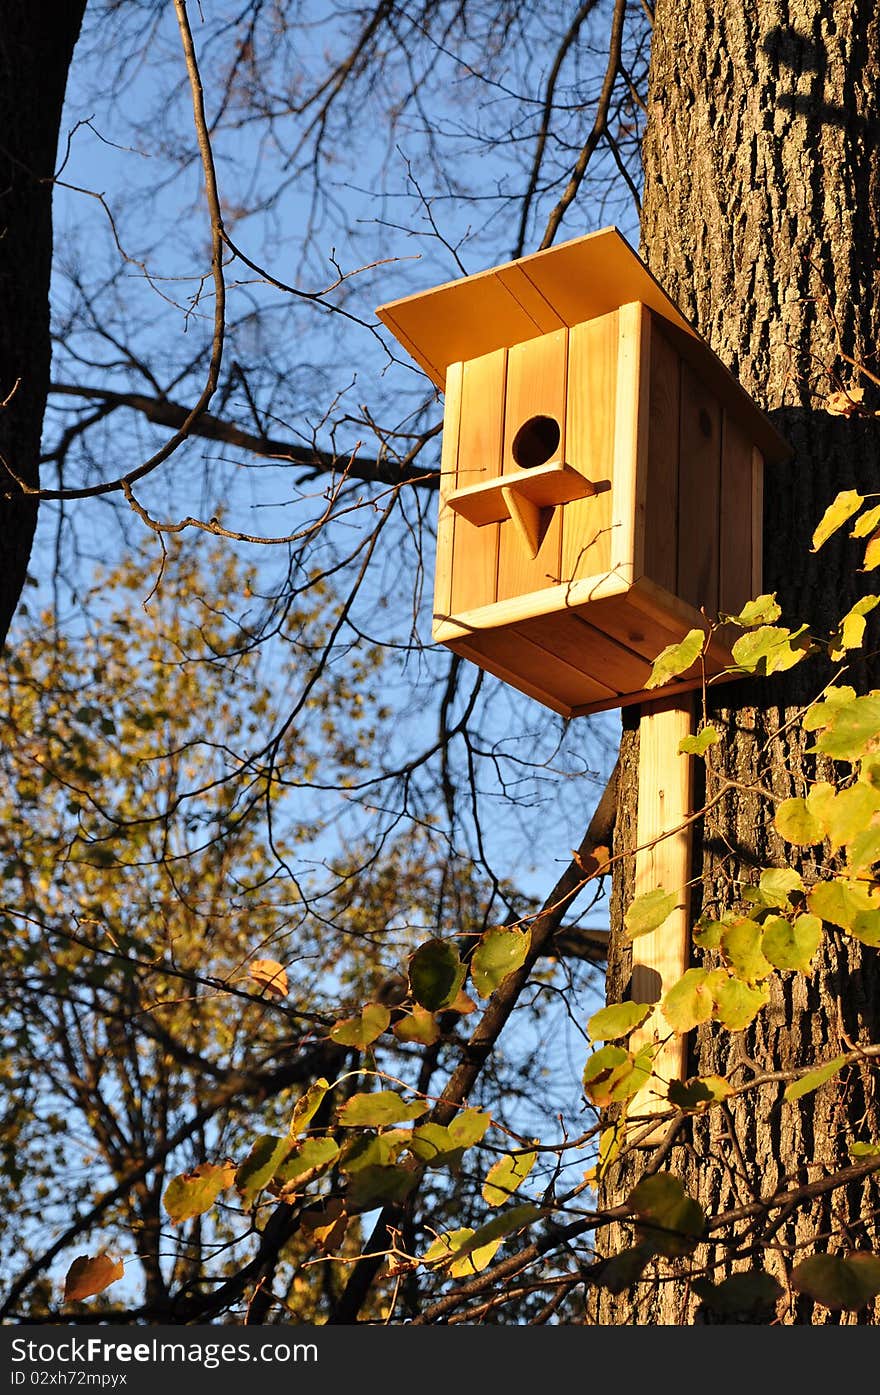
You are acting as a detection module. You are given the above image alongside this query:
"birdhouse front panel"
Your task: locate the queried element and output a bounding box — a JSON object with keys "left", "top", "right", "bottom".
{"left": 377, "top": 230, "right": 788, "bottom": 717}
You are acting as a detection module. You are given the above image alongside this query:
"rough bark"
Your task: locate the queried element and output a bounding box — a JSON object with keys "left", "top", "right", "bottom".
{"left": 0, "top": 3, "right": 86, "bottom": 646}
{"left": 593, "top": 0, "right": 880, "bottom": 1324}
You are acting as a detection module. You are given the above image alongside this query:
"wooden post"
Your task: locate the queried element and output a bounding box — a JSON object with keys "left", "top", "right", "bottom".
{"left": 629, "top": 694, "right": 695, "bottom": 1108}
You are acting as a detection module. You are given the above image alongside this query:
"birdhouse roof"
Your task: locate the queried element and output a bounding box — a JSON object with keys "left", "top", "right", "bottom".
{"left": 376, "top": 226, "right": 790, "bottom": 463}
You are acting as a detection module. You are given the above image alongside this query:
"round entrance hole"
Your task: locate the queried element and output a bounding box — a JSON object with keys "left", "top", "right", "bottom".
{"left": 511, "top": 414, "right": 561, "bottom": 470}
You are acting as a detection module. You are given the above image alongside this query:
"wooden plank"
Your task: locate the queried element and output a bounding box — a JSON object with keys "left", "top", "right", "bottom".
{"left": 496, "top": 329, "right": 567, "bottom": 600}
{"left": 562, "top": 311, "right": 618, "bottom": 582}
{"left": 433, "top": 570, "right": 632, "bottom": 645}
{"left": 611, "top": 303, "right": 651, "bottom": 588}
{"left": 433, "top": 360, "right": 463, "bottom": 627}
{"left": 578, "top": 589, "right": 697, "bottom": 664}
{"left": 450, "top": 348, "right": 507, "bottom": 615}
{"left": 570, "top": 664, "right": 736, "bottom": 718}
{"left": 677, "top": 358, "right": 721, "bottom": 615}
{"left": 517, "top": 611, "right": 652, "bottom": 695}
{"left": 629, "top": 696, "right": 694, "bottom": 1102}
{"left": 495, "top": 264, "right": 566, "bottom": 333}
{"left": 518, "top": 233, "right": 696, "bottom": 343}
{"left": 454, "top": 626, "right": 618, "bottom": 711}
{"left": 643, "top": 316, "right": 681, "bottom": 593}
{"left": 447, "top": 637, "right": 573, "bottom": 717}
{"left": 448, "top": 460, "right": 593, "bottom": 527}
{"left": 752, "top": 447, "right": 764, "bottom": 596}
{"left": 719, "top": 410, "right": 754, "bottom": 618}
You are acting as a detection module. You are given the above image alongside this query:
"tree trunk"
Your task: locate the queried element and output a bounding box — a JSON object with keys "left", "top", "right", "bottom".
{"left": 0, "top": 3, "right": 86, "bottom": 646}
{"left": 593, "top": 0, "right": 880, "bottom": 1324}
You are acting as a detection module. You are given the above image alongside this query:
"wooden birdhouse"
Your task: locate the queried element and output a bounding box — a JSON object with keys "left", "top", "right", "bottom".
{"left": 377, "top": 228, "right": 790, "bottom": 716}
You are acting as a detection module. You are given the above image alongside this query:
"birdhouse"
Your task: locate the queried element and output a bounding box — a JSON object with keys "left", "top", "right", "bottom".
{"left": 376, "top": 229, "right": 790, "bottom": 716}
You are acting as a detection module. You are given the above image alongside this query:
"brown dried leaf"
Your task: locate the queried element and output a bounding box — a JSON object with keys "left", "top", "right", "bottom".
{"left": 64, "top": 1252, "right": 124, "bottom": 1303}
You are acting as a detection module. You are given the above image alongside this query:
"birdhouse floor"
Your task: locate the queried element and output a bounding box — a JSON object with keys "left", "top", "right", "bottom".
{"left": 433, "top": 572, "right": 735, "bottom": 717}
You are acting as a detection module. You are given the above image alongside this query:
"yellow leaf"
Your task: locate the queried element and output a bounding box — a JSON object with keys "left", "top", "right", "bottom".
{"left": 249, "top": 958, "right": 288, "bottom": 998}
{"left": 64, "top": 1252, "right": 124, "bottom": 1303}
{"left": 812, "top": 490, "right": 864, "bottom": 551}
{"left": 825, "top": 387, "right": 865, "bottom": 417}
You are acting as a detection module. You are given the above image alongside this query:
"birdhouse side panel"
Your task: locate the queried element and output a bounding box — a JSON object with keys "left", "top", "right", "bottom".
{"left": 642, "top": 317, "right": 681, "bottom": 595}
{"left": 561, "top": 310, "right": 619, "bottom": 584}
{"left": 495, "top": 328, "right": 568, "bottom": 602}
{"left": 719, "top": 417, "right": 762, "bottom": 619}
{"left": 433, "top": 359, "right": 463, "bottom": 629}
{"left": 641, "top": 314, "right": 764, "bottom": 630}
{"left": 449, "top": 347, "right": 507, "bottom": 615}
{"left": 676, "top": 356, "right": 722, "bottom": 616}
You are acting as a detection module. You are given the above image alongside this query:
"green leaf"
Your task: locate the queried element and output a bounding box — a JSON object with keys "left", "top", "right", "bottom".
{"left": 345, "top": 1163, "right": 418, "bottom": 1209}
{"left": 584, "top": 1122, "right": 626, "bottom": 1184}
{"left": 848, "top": 908, "right": 880, "bottom": 947}
{"left": 470, "top": 926, "right": 529, "bottom": 998}
{"left": 272, "top": 1137, "right": 339, "bottom": 1190}
{"left": 447, "top": 1108, "right": 492, "bottom": 1148}
{"left": 784, "top": 1054, "right": 847, "bottom": 1102}
{"left": 721, "top": 918, "right": 773, "bottom": 984}
{"left": 587, "top": 1000, "right": 653, "bottom": 1041}
{"left": 328, "top": 1001, "right": 391, "bottom": 1048}
{"left": 335, "top": 1090, "right": 428, "bottom": 1128}
{"left": 583, "top": 1044, "right": 654, "bottom": 1108}
{"left": 811, "top": 489, "right": 864, "bottom": 551}
{"left": 408, "top": 939, "right": 466, "bottom": 1011}
{"left": 624, "top": 887, "right": 677, "bottom": 940}
{"left": 810, "top": 695, "right": 880, "bottom": 762}
{"left": 758, "top": 866, "right": 804, "bottom": 907}
{"left": 826, "top": 781, "right": 880, "bottom": 850}
{"left": 163, "top": 1161, "right": 236, "bottom": 1224}
{"left": 422, "top": 1227, "right": 499, "bottom": 1277}
{"left": 628, "top": 1173, "right": 704, "bottom": 1258}
{"left": 667, "top": 1075, "right": 731, "bottom": 1113}
{"left": 774, "top": 797, "right": 826, "bottom": 847}
{"left": 849, "top": 1142, "right": 880, "bottom": 1161}
{"left": 807, "top": 780, "right": 838, "bottom": 828}
{"left": 453, "top": 1204, "right": 541, "bottom": 1266}
{"left": 339, "top": 1130, "right": 408, "bottom": 1174}
{"left": 661, "top": 968, "right": 716, "bottom": 1033}
{"left": 582, "top": 1044, "right": 628, "bottom": 1105}
{"left": 392, "top": 1005, "right": 441, "bottom": 1045}
{"left": 730, "top": 624, "right": 813, "bottom": 675}
{"left": 645, "top": 629, "right": 704, "bottom": 689}
{"left": 847, "top": 823, "right": 880, "bottom": 872}
{"left": 694, "top": 1272, "right": 783, "bottom": 1315}
{"left": 761, "top": 913, "right": 823, "bottom": 973}
{"left": 803, "top": 688, "right": 857, "bottom": 731}
{"left": 808, "top": 877, "right": 880, "bottom": 931}
{"left": 235, "top": 1135, "right": 291, "bottom": 1205}
{"left": 407, "top": 1122, "right": 467, "bottom": 1172}
{"left": 678, "top": 724, "right": 720, "bottom": 757}
{"left": 726, "top": 593, "right": 782, "bottom": 627}
{"left": 596, "top": 1245, "right": 653, "bottom": 1294}
{"left": 422, "top": 1205, "right": 541, "bottom": 1279}
{"left": 289, "top": 1078, "right": 330, "bottom": 1137}
{"left": 791, "top": 1253, "right": 880, "bottom": 1311}
{"left": 712, "top": 974, "right": 770, "bottom": 1031}
{"left": 482, "top": 1151, "right": 537, "bottom": 1207}
{"left": 692, "top": 915, "right": 724, "bottom": 950}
